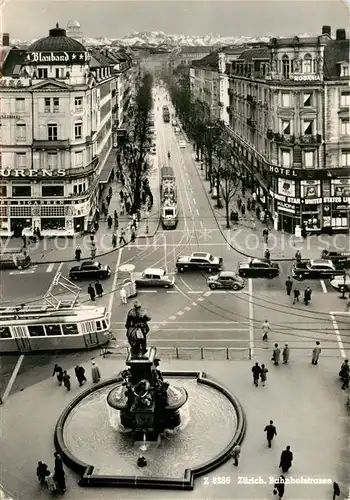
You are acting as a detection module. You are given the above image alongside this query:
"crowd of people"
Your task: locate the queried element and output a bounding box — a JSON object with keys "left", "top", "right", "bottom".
{"left": 52, "top": 360, "right": 101, "bottom": 392}
{"left": 36, "top": 452, "right": 66, "bottom": 494}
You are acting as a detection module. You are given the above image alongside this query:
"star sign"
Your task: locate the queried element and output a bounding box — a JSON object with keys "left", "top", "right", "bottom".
{"left": 198, "top": 227, "right": 214, "bottom": 242}
{"left": 79, "top": 54, "right": 84, "bottom": 60}
{"left": 71, "top": 53, "right": 76, "bottom": 60}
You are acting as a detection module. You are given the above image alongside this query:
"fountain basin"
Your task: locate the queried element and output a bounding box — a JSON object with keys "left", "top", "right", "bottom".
{"left": 107, "top": 383, "right": 188, "bottom": 411}
{"left": 54, "top": 371, "right": 246, "bottom": 490}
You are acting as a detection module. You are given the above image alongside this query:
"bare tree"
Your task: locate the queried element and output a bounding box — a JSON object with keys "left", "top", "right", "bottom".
{"left": 215, "top": 145, "right": 241, "bottom": 228}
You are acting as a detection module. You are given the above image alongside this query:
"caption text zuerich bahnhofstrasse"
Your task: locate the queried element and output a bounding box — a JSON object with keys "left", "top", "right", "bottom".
{"left": 202, "top": 476, "right": 332, "bottom": 485}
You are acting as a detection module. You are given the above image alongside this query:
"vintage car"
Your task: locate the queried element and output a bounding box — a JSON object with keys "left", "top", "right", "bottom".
{"left": 176, "top": 252, "right": 223, "bottom": 273}
{"left": 69, "top": 261, "right": 111, "bottom": 281}
{"left": 237, "top": 258, "right": 280, "bottom": 278}
{"left": 134, "top": 268, "right": 175, "bottom": 288}
{"left": 207, "top": 271, "right": 245, "bottom": 290}
{"left": 292, "top": 259, "right": 345, "bottom": 281}
{"left": 321, "top": 249, "right": 350, "bottom": 268}
{"left": 330, "top": 274, "right": 350, "bottom": 292}
{"left": 178, "top": 140, "right": 186, "bottom": 148}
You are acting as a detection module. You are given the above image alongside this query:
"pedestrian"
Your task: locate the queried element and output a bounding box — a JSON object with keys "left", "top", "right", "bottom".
{"left": 260, "top": 364, "right": 268, "bottom": 386}
{"left": 247, "top": 198, "right": 251, "bottom": 211}
{"left": 264, "top": 420, "right": 277, "bottom": 448}
{"left": 262, "top": 227, "right": 269, "bottom": 243}
{"left": 90, "top": 242, "right": 96, "bottom": 259}
{"left": 120, "top": 200, "right": 125, "bottom": 215}
{"left": 301, "top": 223, "right": 307, "bottom": 239}
{"left": 53, "top": 364, "right": 63, "bottom": 386}
{"left": 341, "top": 369, "right": 350, "bottom": 390}
{"left": 272, "top": 343, "right": 281, "bottom": 365}
{"left": 120, "top": 287, "right": 127, "bottom": 304}
{"left": 108, "top": 186, "right": 112, "bottom": 198}
{"left": 273, "top": 475, "right": 285, "bottom": 499}
{"left": 90, "top": 230, "right": 95, "bottom": 242}
{"left": 107, "top": 215, "right": 113, "bottom": 229}
{"left": 114, "top": 218, "right": 119, "bottom": 230}
{"left": 125, "top": 200, "right": 131, "bottom": 214}
{"left": 54, "top": 452, "right": 66, "bottom": 493}
{"left": 264, "top": 248, "right": 270, "bottom": 261}
{"left": 91, "top": 360, "right": 101, "bottom": 383}
{"left": 295, "top": 249, "right": 301, "bottom": 262}
{"left": 119, "top": 189, "right": 124, "bottom": 201}
{"left": 112, "top": 232, "right": 117, "bottom": 248}
{"left": 256, "top": 205, "right": 261, "bottom": 220}
{"left": 311, "top": 341, "right": 321, "bottom": 365}
{"left": 237, "top": 197, "right": 242, "bottom": 210}
{"left": 106, "top": 194, "right": 111, "bottom": 206}
{"left": 119, "top": 229, "right": 126, "bottom": 245}
{"left": 231, "top": 444, "right": 240, "bottom": 466}
{"left": 332, "top": 481, "right": 340, "bottom": 499}
{"left": 75, "top": 246, "right": 82, "bottom": 261}
{"left": 282, "top": 344, "right": 290, "bottom": 364}
{"left": 94, "top": 220, "right": 99, "bottom": 233}
{"left": 279, "top": 446, "right": 293, "bottom": 473}
{"left": 62, "top": 371, "right": 71, "bottom": 391}
{"left": 95, "top": 280, "right": 103, "bottom": 298}
{"left": 45, "top": 470, "right": 58, "bottom": 493}
{"left": 261, "top": 320, "right": 270, "bottom": 342}
{"left": 88, "top": 283, "right": 96, "bottom": 301}
{"left": 131, "top": 226, "right": 136, "bottom": 242}
{"left": 241, "top": 185, "right": 245, "bottom": 197}
{"left": 75, "top": 365, "right": 87, "bottom": 386}
{"left": 304, "top": 286, "right": 312, "bottom": 305}
{"left": 293, "top": 288, "right": 300, "bottom": 304}
{"left": 251, "top": 198, "right": 256, "bottom": 211}
{"left": 285, "top": 276, "right": 293, "bottom": 296}
{"left": 101, "top": 201, "right": 106, "bottom": 215}
{"left": 36, "top": 461, "right": 49, "bottom": 483}
{"left": 252, "top": 362, "right": 261, "bottom": 387}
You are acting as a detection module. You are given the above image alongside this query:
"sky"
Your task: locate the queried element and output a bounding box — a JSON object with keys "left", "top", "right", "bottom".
{"left": 1, "top": 0, "right": 349, "bottom": 40}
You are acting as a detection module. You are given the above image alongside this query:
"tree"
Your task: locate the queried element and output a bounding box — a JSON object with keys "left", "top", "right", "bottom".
{"left": 119, "top": 73, "right": 153, "bottom": 212}
{"left": 215, "top": 145, "right": 241, "bottom": 228}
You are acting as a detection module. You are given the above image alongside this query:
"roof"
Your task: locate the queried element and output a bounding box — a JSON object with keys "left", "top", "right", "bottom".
{"left": 1, "top": 48, "right": 27, "bottom": 76}
{"left": 218, "top": 271, "right": 237, "bottom": 277}
{"left": 27, "top": 24, "right": 85, "bottom": 53}
{"left": 310, "top": 259, "right": 333, "bottom": 266}
{"left": 143, "top": 268, "right": 165, "bottom": 275}
{"left": 323, "top": 38, "right": 350, "bottom": 79}
{"left": 89, "top": 49, "right": 114, "bottom": 67}
{"left": 192, "top": 51, "right": 218, "bottom": 70}
{"left": 67, "top": 20, "right": 81, "bottom": 28}
{"left": 236, "top": 46, "right": 270, "bottom": 63}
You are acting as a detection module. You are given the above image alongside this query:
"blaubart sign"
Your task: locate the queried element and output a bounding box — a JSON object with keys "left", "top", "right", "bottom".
{"left": 26, "top": 51, "right": 90, "bottom": 64}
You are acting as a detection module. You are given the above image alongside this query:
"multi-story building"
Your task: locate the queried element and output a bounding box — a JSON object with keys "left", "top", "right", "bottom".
{"left": 190, "top": 26, "right": 350, "bottom": 234}
{"left": 0, "top": 24, "right": 137, "bottom": 236}
{"left": 169, "top": 46, "right": 215, "bottom": 72}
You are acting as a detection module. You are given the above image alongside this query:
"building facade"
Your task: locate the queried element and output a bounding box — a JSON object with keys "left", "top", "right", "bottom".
{"left": 190, "top": 26, "right": 350, "bottom": 234}
{"left": 0, "top": 25, "right": 137, "bottom": 236}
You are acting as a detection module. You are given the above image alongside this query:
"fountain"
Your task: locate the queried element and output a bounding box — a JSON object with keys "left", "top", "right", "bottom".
{"left": 54, "top": 301, "right": 247, "bottom": 490}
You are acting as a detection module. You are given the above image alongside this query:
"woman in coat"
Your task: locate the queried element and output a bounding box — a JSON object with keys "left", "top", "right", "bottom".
{"left": 91, "top": 361, "right": 101, "bottom": 383}
{"left": 274, "top": 475, "right": 285, "bottom": 499}
{"left": 260, "top": 364, "right": 268, "bottom": 387}
{"left": 53, "top": 364, "right": 63, "bottom": 386}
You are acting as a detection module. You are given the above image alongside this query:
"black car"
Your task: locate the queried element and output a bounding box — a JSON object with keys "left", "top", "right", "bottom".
{"left": 292, "top": 259, "right": 344, "bottom": 281}
{"left": 69, "top": 261, "right": 111, "bottom": 281}
{"left": 176, "top": 252, "right": 223, "bottom": 273}
{"left": 237, "top": 258, "right": 280, "bottom": 278}
{"left": 321, "top": 250, "right": 350, "bottom": 268}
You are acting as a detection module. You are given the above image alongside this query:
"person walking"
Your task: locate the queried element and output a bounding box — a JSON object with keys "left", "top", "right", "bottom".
{"left": 295, "top": 249, "right": 302, "bottom": 262}
{"left": 62, "top": 371, "right": 71, "bottom": 391}
{"left": 241, "top": 204, "right": 246, "bottom": 216}
{"left": 252, "top": 362, "right": 261, "bottom": 387}
{"left": 273, "top": 475, "right": 285, "bottom": 499}
{"left": 231, "top": 444, "right": 241, "bottom": 466}
{"left": 88, "top": 283, "right": 96, "bottom": 301}
{"left": 293, "top": 288, "right": 300, "bottom": 304}
{"left": 54, "top": 452, "right": 66, "bottom": 493}
{"left": 237, "top": 196, "right": 242, "bottom": 211}
{"left": 36, "top": 461, "right": 49, "bottom": 483}
{"left": 120, "top": 287, "right": 127, "bottom": 304}
{"left": 119, "top": 189, "right": 124, "bottom": 202}
{"left": 285, "top": 276, "right": 293, "bottom": 296}
{"left": 264, "top": 420, "right": 277, "bottom": 448}
{"left": 119, "top": 229, "right": 127, "bottom": 245}
{"left": 45, "top": 469, "right": 58, "bottom": 493}
{"left": 114, "top": 210, "right": 118, "bottom": 221}
{"left": 312, "top": 341, "right": 321, "bottom": 365}
{"left": 75, "top": 365, "right": 87, "bottom": 386}
{"left": 272, "top": 344, "right": 281, "bottom": 365}
{"left": 95, "top": 280, "right": 103, "bottom": 298}
{"left": 131, "top": 226, "right": 136, "bottom": 243}
{"left": 75, "top": 246, "right": 82, "bottom": 262}
{"left": 304, "top": 286, "right": 312, "bottom": 305}
{"left": 256, "top": 205, "right": 261, "bottom": 220}
{"left": 107, "top": 215, "right": 113, "bottom": 229}
{"left": 90, "top": 242, "right": 96, "bottom": 259}
{"left": 53, "top": 364, "right": 63, "bottom": 386}
{"left": 120, "top": 200, "right": 125, "bottom": 215}
{"left": 279, "top": 446, "right": 293, "bottom": 473}
{"left": 262, "top": 227, "right": 269, "bottom": 244}
{"left": 260, "top": 364, "right": 268, "bottom": 386}
{"left": 112, "top": 232, "right": 117, "bottom": 248}
{"left": 282, "top": 344, "right": 290, "bottom": 364}
{"left": 332, "top": 481, "right": 340, "bottom": 499}
{"left": 261, "top": 320, "right": 270, "bottom": 342}
{"left": 91, "top": 360, "right": 101, "bottom": 383}
{"left": 247, "top": 198, "right": 251, "bottom": 211}
{"left": 341, "top": 369, "right": 350, "bottom": 390}
{"left": 264, "top": 248, "right": 270, "bottom": 261}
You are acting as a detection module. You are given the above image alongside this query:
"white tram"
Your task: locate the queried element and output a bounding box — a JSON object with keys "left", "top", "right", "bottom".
{"left": 0, "top": 305, "right": 111, "bottom": 353}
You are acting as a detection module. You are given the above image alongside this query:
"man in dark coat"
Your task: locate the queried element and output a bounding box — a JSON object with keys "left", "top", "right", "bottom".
{"left": 36, "top": 461, "right": 49, "bottom": 483}
{"left": 293, "top": 288, "right": 300, "bottom": 304}
{"left": 264, "top": 420, "right": 277, "bottom": 448}
{"left": 332, "top": 481, "right": 340, "bottom": 499}
{"left": 274, "top": 475, "right": 285, "bottom": 499}
{"left": 107, "top": 215, "right": 113, "bottom": 229}
{"left": 251, "top": 362, "right": 261, "bottom": 387}
{"left": 285, "top": 276, "right": 293, "bottom": 296}
{"left": 279, "top": 446, "right": 293, "bottom": 472}
{"left": 88, "top": 283, "right": 96, "bottom": 301}
{"left": 304, "top": 286, "right": 312, "bottom": 305}
{"left": 54, "top": 452, "right": 66, "bottom": 493}
{"left": 75, "top": 247, "right": 82, "bottom": 261}
{"left": 53, "top": 364, "right": 63, "bottom": 386}
{"left": 95, "top": 281, "right": 103, "bottom": 298}
{"left": 62, "top": 371, "right": 71, "bottom": 391}
{"left": 75, "top": 365, "right": 87, "bottom": 386}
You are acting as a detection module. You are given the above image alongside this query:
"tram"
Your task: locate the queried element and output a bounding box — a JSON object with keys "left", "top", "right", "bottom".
{"left": 0, "top": 304, "right": 111, "bottom": 353}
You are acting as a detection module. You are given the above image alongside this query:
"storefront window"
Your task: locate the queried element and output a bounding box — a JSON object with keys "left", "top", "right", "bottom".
{"left": 0, "top": 185, "right": 7, "bottom": 197}
{"left": 331, "top": 179, "right": 350, "bottom": 197}
{"left": 41, "top": 185, "right": 64, "bottom": 197}
{"left": 301, "top": 180, "right": 320, "bottom": 198}
{"left": 322, "top": 180, "right": 331, "bottom": 197}
{"left": 41, "top": 218, "right": 66, "bottom": 230}
{"left": 12, "top": 184, "right": 31, "bottom": 197}
{"left": 278, "top": 178, "right": 295, "bottom": 197}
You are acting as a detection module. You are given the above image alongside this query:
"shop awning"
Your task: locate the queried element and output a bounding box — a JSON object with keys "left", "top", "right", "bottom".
{"left": 99, "top": 152, "right": 115, "bottom": 184}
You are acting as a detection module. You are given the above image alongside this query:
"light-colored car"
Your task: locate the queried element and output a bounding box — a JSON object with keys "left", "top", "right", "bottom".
{"left": 134, "top": 268, "right": 175, "bottom": 288}
{"left": 174, "top": 126, "right": 180, "bottom": 134}
{"left": 179, "top": 140, "right": 186, "bottom": 148}
{"left": 330, "top": 274, "right": 350, "bottom": 292}
{"left": 207, "top": 271, "right": 245, "bottom": 290}
{"left": 150, "top": 144, "right": 156, "bottom": 155}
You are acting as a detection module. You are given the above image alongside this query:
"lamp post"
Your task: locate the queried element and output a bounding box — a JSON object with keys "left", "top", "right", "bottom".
{"left": 145, "top": 210, "right": 149, "bottom": 234}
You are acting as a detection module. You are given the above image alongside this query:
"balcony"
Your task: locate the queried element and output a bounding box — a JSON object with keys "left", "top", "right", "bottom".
{"left": 247, "top": 118, "right": 256, "bottom": 129}
{"left": 274, "top": 133, "right": 295, "bottom": 145}
{"left": 32, "top": 139, "right": 70, "bottom": 150}
{"left": 65, "top": 156, "right": 99, "bottom": 178}
{"left": 299, "top": 134, "right": 322, "bottom": 145}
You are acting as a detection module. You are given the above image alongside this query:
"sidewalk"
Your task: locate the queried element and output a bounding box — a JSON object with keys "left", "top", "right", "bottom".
{"left": 192, "top": 154, "right": 350, "bottom": 261}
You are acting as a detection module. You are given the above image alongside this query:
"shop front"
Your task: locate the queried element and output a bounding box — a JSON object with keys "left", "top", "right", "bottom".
{"left": 323, "top": 198, "right": 350, "bottom": 233}
{"left": 275, "top": 200, "right": 300, "bottom": 233}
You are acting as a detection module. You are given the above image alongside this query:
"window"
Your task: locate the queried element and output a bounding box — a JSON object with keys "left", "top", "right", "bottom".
{"left": 281, "top": 150, "right": 291, "bottom": 167}
{"left": 45, "top": 324, "right": 62, "bottom": 336}
{"left": 16, "top": 152, "right": 26, "bottom": 167}
{"left": 41, "top": 218, "right": 65, "bottom": 230}
{"left": 74, "top": 122, "right": 82, "bottom": 139}
{"left": 342, "top": 66, "right": 349, "bottom": 77}
{"left": 53, "top": 97, "right": 59, "bottom": 112}
{"left": 303, "top": 92, "right": 313, "bottom": 107}
{"left": 342, "top": 151, "right": 350, "bottom": 167}
{"left": 15, "top": 98, "right": 25, "bottom": 113}
{"left": 74, "top": 151, "right": 83, "bottom": 167}
{"left": 38, "top": 68, "right": 48, "bottom": 78}
{"left": 10, "top": 205, "right": 31, "bottom": 216}
{"left": 0, "top": 184, "right": 7, "bottom": 197}
{"left": 303, "top": 120, "right": 313, "bottom": 135}
{"left": 44, "top": 97, "right": 51, "bottom": 112}
{"left": 28, "top": 325, "right": 45, "bottom": 337}
{"left": 0, "top": 326, "right": 11, "bottom": 339}
{"left": 48, "top": 152, "right": 58, "bottom": 168}
{"left": 12, "top": 184, "right": 31, "bottom": 197}
{"left": 96, "top": 321, "right": 102, "bottom": 331}
{"left": 41, "top": 205, "right": 65, "bottom": 217}
{"left": 42, "top": 185, "right": 64, "bottom": 197}
{"left": 281, "top": 92, "right": 290, "bottom": 107}
{"left": 341, "top": 119, "right": 350, "bottom": 136}
{"left": 48, "top": 124, "right": 58, "bottom": 141}
{"left": 304, "top": 151, "right": 314, "bottom": 168}
{"left": 303, "top": 54, "right": 312, "bottom": 73}
{"left": 16, "top": 122, "right": 26, "bottom": 140}
{"left": 74, "top": 97, "right": 83, "bottom": 109}
{"left": 62, "top": 324, "right": 78, "bottom": 335}
{"left": 340, "top": 92, "right": 350, "bottom": 107}
{"left": 282, "top": 120, "right": 291, "bottom": 135}
{"left": 282, "top": 55, "right": 290, "bottom": 79}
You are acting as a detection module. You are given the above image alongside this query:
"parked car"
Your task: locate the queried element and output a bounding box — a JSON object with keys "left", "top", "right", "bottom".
{"left": 174, "top": 126, "right": 181, "bottom": 134}
{"left": 69, "top": 261, "right": 111, "bottom": 280}
{"left": 176, "top": 252, "right": 223, "bottom": 273}
{"left": 321, "top": 249, "right": 350, "bottom": 268}
{"left": 237, "top": 258, "right": 280, "bottom": 279}
{"left": 207, "top": 271, "right": 245, "bottom": 290}
{"left": 178, "top": 140, "right": 186, "bottom": 148}
{"left": 292, "top": 259, "right": 345, "bottom": 281}
{"left": 134, "top": 268, "right": 175, "bottom": 288}
{"left": 0, "top": 247, "right": 31, "bottom": 270}
{"left": 330, "top": 274, "right": 350, "bottom": 292}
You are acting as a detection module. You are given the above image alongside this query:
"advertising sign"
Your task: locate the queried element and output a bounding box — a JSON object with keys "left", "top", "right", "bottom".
{"left": 25, "top": 51, "right": 90, "bottom": 65}
{"left": 278, "top": 178, "right": 295, "bottom": 197}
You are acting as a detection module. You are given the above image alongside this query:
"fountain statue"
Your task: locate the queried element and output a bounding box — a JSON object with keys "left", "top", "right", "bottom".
{"left": 107, "top": 301, "right": 188, "bottom": 442}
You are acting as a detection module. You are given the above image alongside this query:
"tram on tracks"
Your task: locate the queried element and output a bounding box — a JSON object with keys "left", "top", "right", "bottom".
{"left": 0, "top": 273, "right": 111, "bottom": 353}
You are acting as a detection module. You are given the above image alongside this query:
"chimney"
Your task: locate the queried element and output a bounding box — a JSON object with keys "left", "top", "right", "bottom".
{"left": 336, "top": 29, "right": 346, "bottom": 40}
{"left": 2, "top": 33, "right": 10, "bottom": 46}
{"left": 322, "top": 25, "right": 331, "bottom": 36}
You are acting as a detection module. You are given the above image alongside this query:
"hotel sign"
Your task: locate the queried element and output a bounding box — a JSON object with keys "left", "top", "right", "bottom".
{"left": 269, "top": 166, "right": 298, "bottom": 178}
{"left": 0, "top": 169, "right": 66, "bottom": 178}
{"left": 293, "top": 75, "right": 321, "bottom": 82}
{"left": 25, "top": 51, "right": 90, "bottom": 65}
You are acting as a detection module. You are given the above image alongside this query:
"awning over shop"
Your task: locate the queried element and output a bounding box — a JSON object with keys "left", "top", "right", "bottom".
{"left": 99, "top": 151, "right": 115, "bottom": 184}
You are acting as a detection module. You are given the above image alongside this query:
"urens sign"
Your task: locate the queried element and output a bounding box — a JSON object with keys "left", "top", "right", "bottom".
{"left": 26, "top": 51, "right": 90, "bottom": 65}
{"left": 293, "top": 75, "right": 321, "bottom": 82}
{"left": 0, "top": 169, "right": 66, "bottom": 178}
{"left": 0, "top": 114, "right": 20, "bottom": 119}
